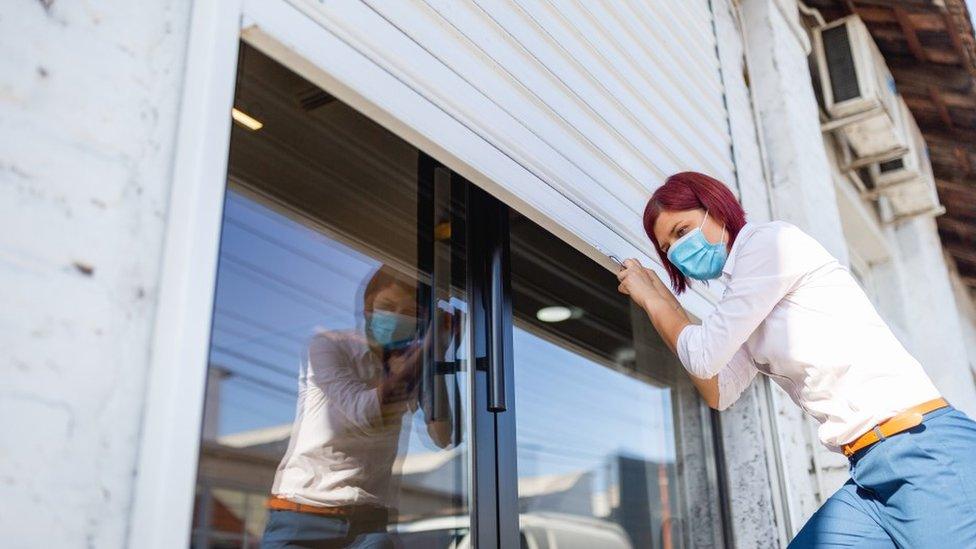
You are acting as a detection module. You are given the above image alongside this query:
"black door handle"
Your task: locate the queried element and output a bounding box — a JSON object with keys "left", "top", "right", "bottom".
{"left": 467, "top": 184, "right": 510, "bottom": 414}
{"left": 487, "top": 201, "right": 513, "bottom": 412}
{"left": 488, "top": 238, "right": 507, "bottom": 412}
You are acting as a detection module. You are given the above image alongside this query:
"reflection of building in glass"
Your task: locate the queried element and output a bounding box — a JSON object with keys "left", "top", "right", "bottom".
{"left": 194, "top": 405, "right": 675, "bottom": 549}
{"left": 615, "top": 455, "right": 677, "bottom": 549}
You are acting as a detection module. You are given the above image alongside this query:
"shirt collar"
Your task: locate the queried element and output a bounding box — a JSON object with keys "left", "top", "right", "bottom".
{"left": 721, "top": 222, "right": 756, "bottom": 278}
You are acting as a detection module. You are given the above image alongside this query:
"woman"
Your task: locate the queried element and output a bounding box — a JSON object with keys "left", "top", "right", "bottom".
{"left": 616, "top": 172, "right": 976, "bottom": 547}
{"left": 262, "top": 265, "right": 453, "bottom": 548}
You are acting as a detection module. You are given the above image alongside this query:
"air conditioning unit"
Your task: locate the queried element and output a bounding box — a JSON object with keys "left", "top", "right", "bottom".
{"left": 814, "top": 16, "right": 908, "bottom": 158}
{"left": 868, "top": 98, "right": 920, "bottom": 188}
{"left": 876, "top": 99, "right": 943, "bottom": 219}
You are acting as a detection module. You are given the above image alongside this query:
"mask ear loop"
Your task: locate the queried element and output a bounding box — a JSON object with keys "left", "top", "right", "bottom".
{"left": 703, "top": 210, "right": 727, "bottom": 246}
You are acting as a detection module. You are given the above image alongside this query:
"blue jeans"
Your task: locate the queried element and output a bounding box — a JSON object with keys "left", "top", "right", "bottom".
{"left": 790, "top": 406, "right": 976, "bottom": 548}
{"left": 261, "top": 510, "right": 394, "bottom": 549}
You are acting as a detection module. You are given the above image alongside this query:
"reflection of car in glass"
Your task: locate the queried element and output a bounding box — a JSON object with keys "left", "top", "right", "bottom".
{"left": 394, "top": 512, "right": 634, "bottom": 549}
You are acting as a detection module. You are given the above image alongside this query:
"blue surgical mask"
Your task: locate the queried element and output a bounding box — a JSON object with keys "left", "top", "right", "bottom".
{"left": 666, "top": 211, "right": 728, "bottom": 281}
{"left": 367, "top": 310, "right": 418, "bottom": 350}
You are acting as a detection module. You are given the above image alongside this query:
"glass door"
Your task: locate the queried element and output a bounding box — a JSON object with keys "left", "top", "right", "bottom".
{"left": 507, "top": 212, "right": 725, "bottom": 549}
{"left": 191, "top": 44, "right": 488, "bottom": 548}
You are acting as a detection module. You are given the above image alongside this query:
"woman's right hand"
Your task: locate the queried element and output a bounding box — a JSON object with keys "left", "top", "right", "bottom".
{"left": 617, "top": 259, "right": 669, "bottom": 310}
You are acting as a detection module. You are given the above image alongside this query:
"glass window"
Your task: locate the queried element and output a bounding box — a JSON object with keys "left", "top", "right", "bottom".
{"left": 192, "top": 45, "right": 471, "bottom": 548}
{"left": 509, "top": 213, "right": 724, "bottom": 548}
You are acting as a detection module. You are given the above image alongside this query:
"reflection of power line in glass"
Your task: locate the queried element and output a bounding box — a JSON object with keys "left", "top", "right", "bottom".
{"left": 518, "top": 428, "right": 620, "bottom": 459}
{"left": 213, "top": 363, "right": 296, "bottom": 401}
{"left": 223, "top": 216, "right": 366, "bottom": 287}
{"left": 212, "top": 323, "right": 298, "bottom": 358}
{"left": 211, "top": 344, "right": 297, "bottom": 379}
{"left": 518, "top": 443, "right": 608, "bottom": 467}
{"left": 215, "top": 308, "right": 311, "bottom": 347}
{"left": 220, "top": 254, "right": 349, "bottom": 316}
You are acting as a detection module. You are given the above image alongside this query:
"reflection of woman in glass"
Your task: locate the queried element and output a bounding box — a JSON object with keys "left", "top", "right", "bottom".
{"left": 617, "top": 172, "right": 976, "bottom": 547}
{"left": 262, "top": 265, "right": 452, "bottom": 548}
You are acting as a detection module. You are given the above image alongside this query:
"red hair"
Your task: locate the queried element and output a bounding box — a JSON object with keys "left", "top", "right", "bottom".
{"left": 643, "top": 172, "right": 746, "bottom": 294}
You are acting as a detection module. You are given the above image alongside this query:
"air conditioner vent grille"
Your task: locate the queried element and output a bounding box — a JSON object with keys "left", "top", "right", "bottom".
{"left": 879, "top": 158, "right": 905, "bottom": 173}
{"left": 823, "top": 24, "right": 861, "bottom": 103}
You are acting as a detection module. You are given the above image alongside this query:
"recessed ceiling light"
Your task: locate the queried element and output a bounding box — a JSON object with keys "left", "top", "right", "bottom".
{"left": 232, "top": 107, "right": 263, "bottom": 131}
{"left": 536, "top": 306, "right": 573, "bottom": 323}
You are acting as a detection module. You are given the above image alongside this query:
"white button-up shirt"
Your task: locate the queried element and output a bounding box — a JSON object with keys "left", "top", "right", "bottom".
{"left": 676, "top": 221, "right": 940, "bottom": 451}
{"left": 271, "top": 329, "right": 412, "bottom": 507}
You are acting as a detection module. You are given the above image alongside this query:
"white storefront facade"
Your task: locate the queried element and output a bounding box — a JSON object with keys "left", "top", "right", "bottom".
{"left": 2, "top": 0, "right": 975, "bottom": 547}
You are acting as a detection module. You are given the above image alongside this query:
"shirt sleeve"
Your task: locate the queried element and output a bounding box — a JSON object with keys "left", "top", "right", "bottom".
{"left": 307, "top": 333, "right": 383, "bottom": 432}
{"left": 716, "top": 346, "right": 758, "bottom": 411}
{"left": 677, "top": 224, "right": 821, "bottom": 379}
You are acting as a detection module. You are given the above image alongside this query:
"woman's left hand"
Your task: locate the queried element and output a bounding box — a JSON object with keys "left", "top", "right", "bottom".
{"left": 616, "top": 258, "right": 666, "bottom": 309}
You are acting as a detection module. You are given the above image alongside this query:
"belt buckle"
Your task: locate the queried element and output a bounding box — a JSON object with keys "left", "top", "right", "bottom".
{"left": 873, "top": 410, "right": 924, "bottom": 445}
{"left": 901, "top": 411, "right": 924, "bottom": 429}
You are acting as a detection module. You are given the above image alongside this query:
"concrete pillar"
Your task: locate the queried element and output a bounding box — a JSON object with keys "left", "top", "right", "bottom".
{"left": 739, "top": 0, "right": 848, "bottom": 262}
{"left": 710, "top": 2, "right": 785, "bottom": 546}
{"left": 736, "top": 0, "right": 856, "bottom": 537}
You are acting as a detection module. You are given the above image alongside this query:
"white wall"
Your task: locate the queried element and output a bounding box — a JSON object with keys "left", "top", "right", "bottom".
{"left": 890, "top": 217, "right": 976, "bottom": 418}
{"left": 0, "top": 1, "right": 191, "bottom": 546}
{"left": 948, "top": 259, "right": 976, "bottom": 386}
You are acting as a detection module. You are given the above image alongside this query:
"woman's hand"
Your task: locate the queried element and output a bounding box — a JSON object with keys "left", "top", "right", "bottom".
{"left": 616, "top": 259, "right": 669, "bottom": 310}
{"left": 379, "top": 342, "right": 423, "bottom": 405}
{"left": 616, "top": 258, "right": 690, "bottom": 355}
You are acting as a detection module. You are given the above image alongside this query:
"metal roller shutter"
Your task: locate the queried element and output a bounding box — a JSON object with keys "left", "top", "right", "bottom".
{"left": 251, "top": 0, "right": 734, "bottom": 315}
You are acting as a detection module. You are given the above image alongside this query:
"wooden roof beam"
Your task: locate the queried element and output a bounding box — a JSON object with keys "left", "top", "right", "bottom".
{"left": 939, "top": 203, "right": 976, "bottom": 224}
{"left": 928, "top": 86, "right": 956, "bottom": 129}
{"left": 936, "top": 178, "right": 976, "bottom": 203}
{"left": 856, "top": 6, "right": 948, "bottom": 32}
{"left": 942, "top": 240, "right": 976, "bottom": 267}
{"left": 889, "top": 59, "right": 976, "bottom": 94}
{"left": 867, "top": 29, "right": 962, "bottom": 64}
{"left": 903, "top": 90, "right": 976, "bottom": 110}
{"left": 915, "top": 126, "right": 976, "bottom": 151}
{"left": 894, "top": 6, "right": 929, "bottom": 62}
{"left": 940, "top": 90, "right": 976, "bottom": 109}
{"left": 953, "top": 147, "right": 973, "bottom": 178}
{"left": 944, "top": 11, "right": 970, "bottom": 63}
{"left": 944, "top": 0, "right": 976, "bottom": 76}
{"left": 851, "top": 0, "right": 946, "bottom": 10}
{"left": 937, "top": 215, "right": 976, "bottom": 239}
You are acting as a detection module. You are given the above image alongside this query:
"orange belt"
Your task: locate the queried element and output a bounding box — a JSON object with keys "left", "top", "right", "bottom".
{"left": 265, "top": 496, "right": 387, "bottom": 519}
{"left": 842, "top": 398, "right": 949, "bottom": 457}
